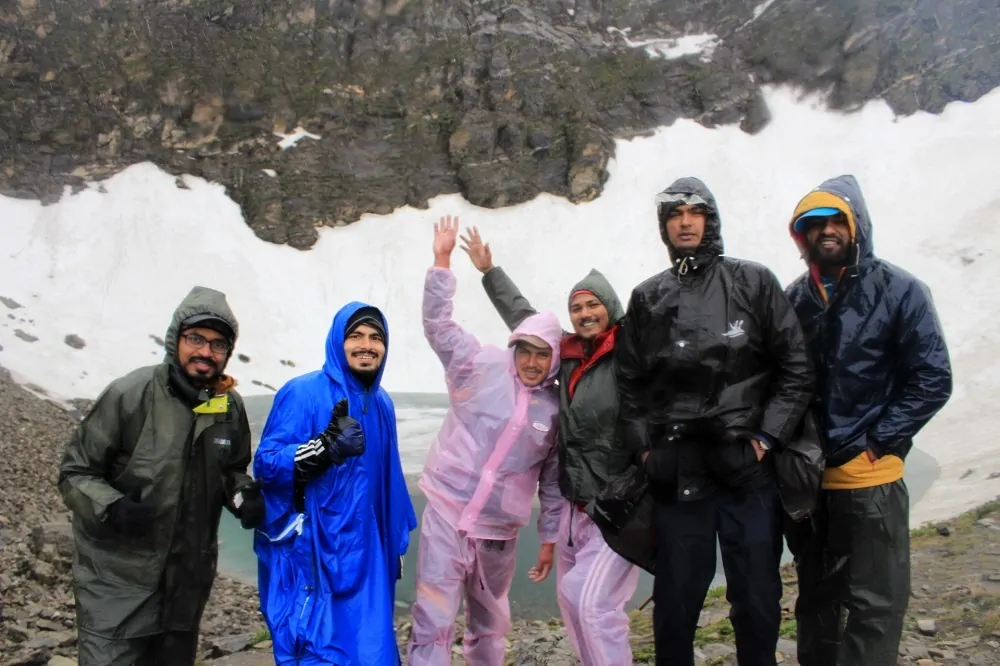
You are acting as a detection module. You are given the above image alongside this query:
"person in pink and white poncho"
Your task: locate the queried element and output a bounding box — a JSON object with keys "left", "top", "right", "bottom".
{"left": 407, "top": 216, "right": 563, "bottom": 666}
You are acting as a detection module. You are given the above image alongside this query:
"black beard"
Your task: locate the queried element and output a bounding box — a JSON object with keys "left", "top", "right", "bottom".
{"left": 807, "top": 240, "right": 851, "bottom": 271}
{"left": 185, "top": 371, "right": 215, "bottom": 388}
{"left": 185, "top": 357, "right": 219, "bottom": 387}
{"left": 352, "top": 367, "right": 378, "bottom": 387}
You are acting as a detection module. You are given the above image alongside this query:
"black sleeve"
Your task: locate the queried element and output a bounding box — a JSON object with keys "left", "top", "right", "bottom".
{"left": 758, "top": 269, "right": 815, "bottom": 447}
{"left": 223, "top": 401, "right": 255, "bottom": 514}
{"left": 481, "top": 266, "right": 539, "bottom": 332}
{"left": 293, "top": 435, "right": 331, "bottom": 491}
{"left": 614, "top": 288, "right": 651, "bottom": 466}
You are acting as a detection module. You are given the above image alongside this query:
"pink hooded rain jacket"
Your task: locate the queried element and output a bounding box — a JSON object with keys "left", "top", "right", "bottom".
{"left": 419, "top": 267, "right": 563, "bottom": 543}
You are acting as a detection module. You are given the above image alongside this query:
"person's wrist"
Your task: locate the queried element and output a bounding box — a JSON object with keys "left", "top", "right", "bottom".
{"left": 433, "top": 252, "right": 451, "bottom": 268}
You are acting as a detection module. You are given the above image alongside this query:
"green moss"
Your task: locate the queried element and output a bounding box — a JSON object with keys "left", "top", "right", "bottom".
{"left": 580, "top": 52, "right": 665, "bottom": 110}
{"left": 694, "top": 619, "right": 735, "bottom": 646}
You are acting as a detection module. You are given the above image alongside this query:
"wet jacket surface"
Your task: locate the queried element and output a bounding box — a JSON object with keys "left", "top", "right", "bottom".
{"left": 253, "top": 302, "right": 417, "bottom": 666}
{"left": 785, "top": 175, "right": 953, "bottom": 467}
{"left": 482, "top": 267, "right": 627, "bottom": 504}
{"left": 421, "top": 267, "right": 562, "bottom": 543}
{"left": 616, "top": 177, "right": 815, "bottom": 502}
{"left": 58, "top": 286, "right": 253, "bottom": 638}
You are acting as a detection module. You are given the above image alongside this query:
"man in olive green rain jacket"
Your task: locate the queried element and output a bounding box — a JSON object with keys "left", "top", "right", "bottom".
{"left": 58, "top": 286, "right": 265, "bottom": 666}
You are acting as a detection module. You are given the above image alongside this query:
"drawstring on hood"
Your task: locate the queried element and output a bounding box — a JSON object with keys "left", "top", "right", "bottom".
{"left": 654, "top": 177, "right": 724, "bottom": 276}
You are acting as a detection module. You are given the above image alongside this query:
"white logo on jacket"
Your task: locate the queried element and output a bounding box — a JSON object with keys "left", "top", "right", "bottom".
{"left": 723, "top": 320, "right": 746, "bottom": 338}
{"left": 532, "top": 422, "right": 550, "bottom": 432}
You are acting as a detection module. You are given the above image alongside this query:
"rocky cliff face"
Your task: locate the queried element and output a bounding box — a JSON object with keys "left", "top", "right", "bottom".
{"left": 1, "top": 0, "right": 997, "bottom": 249}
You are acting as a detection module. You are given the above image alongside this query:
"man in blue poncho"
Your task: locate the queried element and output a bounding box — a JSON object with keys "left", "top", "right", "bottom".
{"left": 253, "top": 303, "right": 418, "bottom": 665}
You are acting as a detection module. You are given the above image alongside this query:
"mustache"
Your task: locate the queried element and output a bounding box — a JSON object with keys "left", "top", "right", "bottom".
{"left": 188, "top": 356, "right": 217, "bottom": 368}
{"left": 351, "top": 349, "right": 379, "bottom": 356}
{"left": 817, "top": 234, "right": 843, "bottom": 244}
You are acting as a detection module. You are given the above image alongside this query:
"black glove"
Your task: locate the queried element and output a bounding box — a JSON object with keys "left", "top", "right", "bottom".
{"left": 294, "top": 399, "right": 365, "bottom": 486}
{"left": 234, "top": 479, "right": 265, "bottom": 530}
{"left": 107, "top": 489, "right": 155, "bottom": 538}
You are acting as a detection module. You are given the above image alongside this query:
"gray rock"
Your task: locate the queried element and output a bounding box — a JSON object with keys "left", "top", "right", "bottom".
{"left": 30, "top": 561, "right": 58, "bottom": 586}
{"left": 701, "top": 642, "right": 737, "bottom": 659}
{"left": 929, "top": 647, "right": 957, "bottom": 660}
{"left": 48, "top": 657, "right": 78, "bottom": 666}
{"left": 697, "top": 607, "right": 728, "bottom": 628}
{"left": 918, "top": 619, "right": 938, "bottom": 636}
{"left": 31, "top": 523, "right": 75, "bottom": 560}
{"left": 8, "top": 622, "right": 33, "bottom": 642}
{"left": 937, "top": 635, "right": 980, "bottom": 650}
{"left": 901, "top": 640, "right": 931, "bottom": 659}
{"left": 14, "top": 329, "right": 39, "bottom": 343}
{"left": 975, "top": 518, "right": 999, "bottom": 530}
{"left": 204, "top": 633, "right": 255, "bottom": 658}
{"left": 34, "top": 618, "right": 63, "bottom": 632}
{"left": 776, "top": 638, "right": 797, "bottom": 656}
{"left": 24, "top": 633, "right": 60, "bottom": 650}
{"left": 63, "top": 335, "right": 85, "bottom": 350}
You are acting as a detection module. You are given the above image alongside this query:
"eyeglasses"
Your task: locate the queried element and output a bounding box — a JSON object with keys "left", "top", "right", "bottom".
{"left": 181, "top": 332, "right": 231, "bottom": 355}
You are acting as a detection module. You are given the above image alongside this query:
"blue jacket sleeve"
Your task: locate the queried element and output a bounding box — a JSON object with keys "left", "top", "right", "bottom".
{"left": 253, "top": 382, "right": 313, "bottom": 527}
{"left": 868, "top": 278, "right": 953, "bottom": 454}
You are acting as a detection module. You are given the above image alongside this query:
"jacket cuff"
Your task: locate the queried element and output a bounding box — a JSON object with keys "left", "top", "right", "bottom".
{"left": 756, "top": 432, "right": 779, "bottom": 451}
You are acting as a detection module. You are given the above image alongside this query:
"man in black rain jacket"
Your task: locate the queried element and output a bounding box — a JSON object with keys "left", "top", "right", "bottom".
{"left": 58, "top": 286, "right": 265, "bottom": 666}
{"left": 784, "top": 175, "right": 952, "bottom": 666}
{"left": 616, "top": 177, "right": 814, "bottom": 666}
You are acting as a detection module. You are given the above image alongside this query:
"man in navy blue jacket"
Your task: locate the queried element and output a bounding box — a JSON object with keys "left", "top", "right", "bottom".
{"left": 785, "top": 175, "right": 953, "bottom": 666}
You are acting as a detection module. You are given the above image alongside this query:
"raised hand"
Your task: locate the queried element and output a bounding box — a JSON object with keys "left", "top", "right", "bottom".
{"left": 433, "top": 215, "right": 460, "bottom": 264}
{"left": 459, "top": 226, "right": 494, "bottom": 274}
{"left": 324, "top": 399, "right": 365, "bottom": 463}
{"left": 294, "top": 399, "right": 365, "bottom": 487}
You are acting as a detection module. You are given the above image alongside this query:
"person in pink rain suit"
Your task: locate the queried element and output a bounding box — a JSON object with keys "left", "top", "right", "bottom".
{"left": 461, "top": 226, "right": 641, "bottom": 666}
{"left": 407, "top": 215, "right": 564, "bottom": 666}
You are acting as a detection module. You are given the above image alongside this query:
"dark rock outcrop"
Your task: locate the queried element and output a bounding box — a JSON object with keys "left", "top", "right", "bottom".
{"left": 1, "top": 0, "right": 997, "bottom": 249}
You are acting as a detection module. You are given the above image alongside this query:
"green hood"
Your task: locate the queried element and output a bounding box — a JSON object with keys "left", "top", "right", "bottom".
{"left": 162, "top": 286, "right": 240, "bottom": 367}
{"left": 568, "top": 269, "right": 625, "bottom": 324}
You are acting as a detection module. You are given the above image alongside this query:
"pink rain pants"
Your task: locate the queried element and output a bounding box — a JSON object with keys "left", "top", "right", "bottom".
{"left": 407, "top": 504, "right": 519, "bottom": 666}
{"left": 557, "top": 501, "right": 641, "bottom": 666}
